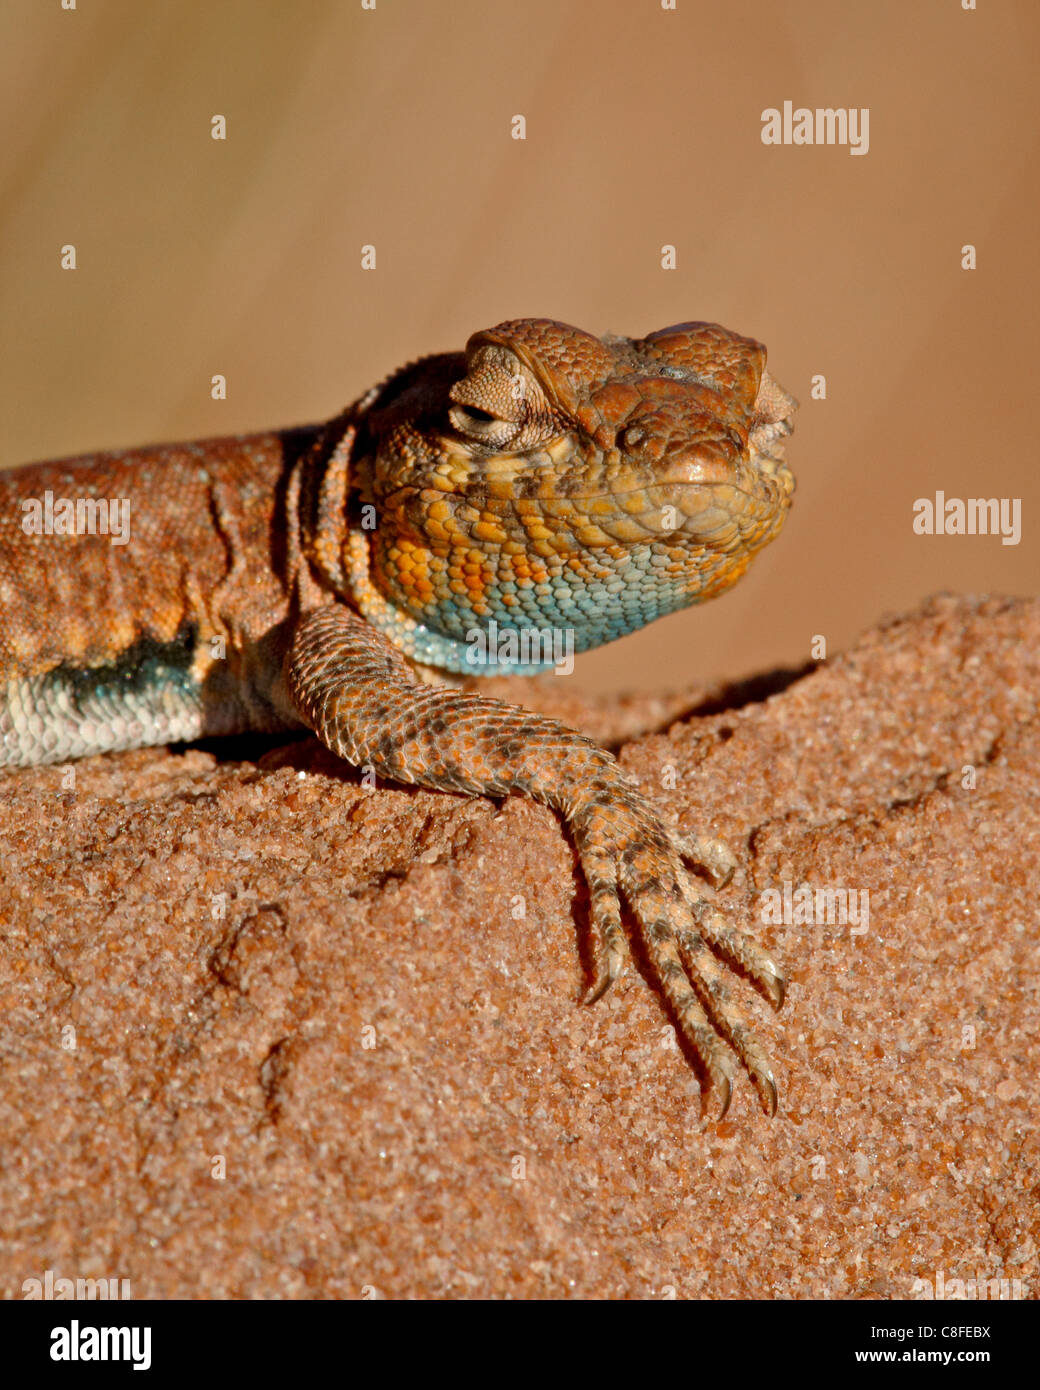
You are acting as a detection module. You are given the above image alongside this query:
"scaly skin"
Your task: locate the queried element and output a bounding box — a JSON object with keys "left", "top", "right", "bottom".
{"left": 0, "top": 318, "right": 796, "bottom": 1113}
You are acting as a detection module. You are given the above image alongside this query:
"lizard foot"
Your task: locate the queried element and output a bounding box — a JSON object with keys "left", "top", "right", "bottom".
{"left": 575, "top": 786, "right": 783, "bottom": 1116}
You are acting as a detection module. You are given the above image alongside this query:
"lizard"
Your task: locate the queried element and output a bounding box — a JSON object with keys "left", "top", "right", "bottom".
{"left": 0, "top": 317, "right": 797, "bottom": 1115}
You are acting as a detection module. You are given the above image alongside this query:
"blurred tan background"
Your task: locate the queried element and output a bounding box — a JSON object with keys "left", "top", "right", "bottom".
{"left": 2, "top": 0, "right": 1036, "bottom": 693}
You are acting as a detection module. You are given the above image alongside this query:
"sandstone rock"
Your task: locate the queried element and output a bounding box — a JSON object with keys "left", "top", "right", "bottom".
{"left": 0, "top": 594, "right": 1036, "bottom": 1299}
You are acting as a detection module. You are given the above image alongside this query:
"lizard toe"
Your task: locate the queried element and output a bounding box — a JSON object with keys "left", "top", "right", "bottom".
{"left": 677, "top": 920, "right": 781, "bottom": 1114}
{"left": 694, "top": 906, "right": 786, "bottom": 1009}
{"left": 579, "top": 845, "right": 629, "bottom": 1004}
{"left": 677, "top": 831, "right": 738, "bottom": 889}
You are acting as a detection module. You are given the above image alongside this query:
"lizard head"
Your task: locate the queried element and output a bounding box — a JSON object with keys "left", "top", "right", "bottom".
{"left": 349, "top": 318, "right": 796, "bottom": 672}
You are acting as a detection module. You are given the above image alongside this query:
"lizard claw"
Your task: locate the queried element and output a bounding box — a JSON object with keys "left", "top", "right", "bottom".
{"left": 762, "top": 962, "right": 786, "bottom": 1011}
{"left": 756, "top": 1068, "right": 778, "bottom": 1117}
{"left": 713, "top": 1068, "right": 733, "bottom": 1120}
{"left": 582, "top": 960, "right": 623, "bottom": 1006}
{"left": 707, "top": 1047, "right": 775, "bottom": 1119}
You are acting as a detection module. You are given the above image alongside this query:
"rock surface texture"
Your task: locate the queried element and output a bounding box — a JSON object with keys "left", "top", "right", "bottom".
{"left": 1, "top": 594, "right": 1037, "bottom": 1300}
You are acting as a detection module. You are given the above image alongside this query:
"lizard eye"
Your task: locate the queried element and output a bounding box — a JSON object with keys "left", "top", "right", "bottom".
{"left": 453, "top": 405, "right": 497, "bottom": 428}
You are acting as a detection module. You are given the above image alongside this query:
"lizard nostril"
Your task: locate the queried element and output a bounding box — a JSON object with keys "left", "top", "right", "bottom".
{"left": 620, "top": 425, "right": 645, "bottom": 448}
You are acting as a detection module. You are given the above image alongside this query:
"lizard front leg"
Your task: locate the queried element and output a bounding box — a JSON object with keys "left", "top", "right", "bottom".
{"left": 286, "top": 604, "right": 784, "bottom": 1115}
